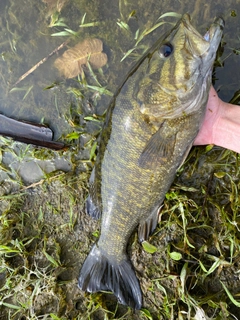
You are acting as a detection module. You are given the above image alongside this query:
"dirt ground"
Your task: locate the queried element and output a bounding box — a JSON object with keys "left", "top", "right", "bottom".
{"left": 1, "top": 0, "right": 240, "bottom": 319}
{"left": 1, "top": 146, "right": 240, "bottom": 319}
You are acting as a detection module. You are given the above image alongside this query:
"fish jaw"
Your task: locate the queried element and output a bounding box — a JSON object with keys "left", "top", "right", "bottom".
{"left": 181, "top": 14, "right": 224, "bottom": 73}
{"left": 138, "top": 14, "right": 224, "bottom": 120}
{"left": 166, "top": 13, "right": 224, "bottom": 91}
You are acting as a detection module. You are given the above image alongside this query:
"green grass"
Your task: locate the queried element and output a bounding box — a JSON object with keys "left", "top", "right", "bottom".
{"left": 1, "top": 118, "right": 239, "bottom": 320}
{"left": 1, "top": 0, "right": 240, "bottom": 319}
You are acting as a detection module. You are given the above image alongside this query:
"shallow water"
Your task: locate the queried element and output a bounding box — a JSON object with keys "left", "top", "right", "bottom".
{"left": 1, "top": 1, "right": 240, "bottom": 319}
{"left": 0, "top": 0, "right": 239, "bottom": 130}
{"left": 0, "top": 0, "right": 239, "bottom": 184}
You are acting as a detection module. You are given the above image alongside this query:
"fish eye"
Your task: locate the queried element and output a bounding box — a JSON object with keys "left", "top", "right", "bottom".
{"left": 159, "top": 43, "right": 173, "bottom": 58}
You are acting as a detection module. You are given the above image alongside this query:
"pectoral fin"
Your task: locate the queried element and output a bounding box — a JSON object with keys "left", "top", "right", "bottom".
{"left": 138, "top": 127, "right": 176, "bottom": 169}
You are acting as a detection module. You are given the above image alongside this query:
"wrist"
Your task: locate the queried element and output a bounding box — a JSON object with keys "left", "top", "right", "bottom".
{"left": 194, "top": 87, "right": 221, "bottom": 146}
{"left": 212, "top": 102, "right": 240, "bottom": 153}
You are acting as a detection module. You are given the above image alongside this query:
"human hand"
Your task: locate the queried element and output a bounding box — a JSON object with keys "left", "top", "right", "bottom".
{"left": 194, "top": 86, "right": 240, "bottom": 153}
{"left": 194, "top": 86, "right": 223, "bottom": 146}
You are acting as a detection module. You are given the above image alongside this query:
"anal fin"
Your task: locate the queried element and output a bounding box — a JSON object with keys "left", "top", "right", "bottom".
{"left": 138, "top": 206, "right": 162, "bottom": 242}
{"left": 177, "top": 142, "right": 194, "bottom": 170}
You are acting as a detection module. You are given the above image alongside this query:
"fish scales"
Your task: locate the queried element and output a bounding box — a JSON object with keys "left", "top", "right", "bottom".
{"left": 99, "top": 100, "right": 201, "bottom": 253}
{"left": 79, "top": 13, "right": 224, "bottom": 309}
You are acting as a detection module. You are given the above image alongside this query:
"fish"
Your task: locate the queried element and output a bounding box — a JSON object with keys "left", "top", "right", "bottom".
{"left": 78, "top": 13, "right": 224, "bottom": 309}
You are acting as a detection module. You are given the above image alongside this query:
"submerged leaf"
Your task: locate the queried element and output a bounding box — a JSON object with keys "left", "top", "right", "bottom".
{"left": 42, "top": 0, "right": 68, "bottom": 13}
{"left": 54, "top": 38, "right": 108, "bottom": 78}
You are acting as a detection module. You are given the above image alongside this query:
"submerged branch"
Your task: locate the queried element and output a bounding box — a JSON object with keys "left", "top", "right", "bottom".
{"left": 13, "top": 40, "right": 69, "bottom": 86}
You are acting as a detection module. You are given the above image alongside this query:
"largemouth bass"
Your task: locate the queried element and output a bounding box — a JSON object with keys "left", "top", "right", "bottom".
{"left": 78, "top": 14, "right": 224, "bottom": 309}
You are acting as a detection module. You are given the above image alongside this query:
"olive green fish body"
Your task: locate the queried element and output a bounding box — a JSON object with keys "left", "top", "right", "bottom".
{"left": 98, "top": 77, "right": 204, "bottom": 255}
{"left": 79, "top": 14, "right": 224, "bottom": 309}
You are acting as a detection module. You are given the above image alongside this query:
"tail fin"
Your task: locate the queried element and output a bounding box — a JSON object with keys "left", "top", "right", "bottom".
{"left": 78, "top": 244, "right": 142, "bottom": 309}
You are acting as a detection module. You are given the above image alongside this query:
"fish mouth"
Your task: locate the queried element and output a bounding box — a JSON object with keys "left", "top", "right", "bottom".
{"left": 202, "top": 17, "right": 224, "bottom": 42}
{"left": 182, "top": 13, "right": 224, "bottom": 41}
{"left": 181, "top": 13, "right": 224, "bottom": 56}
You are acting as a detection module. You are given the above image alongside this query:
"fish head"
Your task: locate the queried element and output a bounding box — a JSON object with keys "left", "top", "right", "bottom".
{"left": 139, "top": 14, "right": 224, "bottom": 119}
{"left": 167, "top": 13, "right": 224, "bottom": 82}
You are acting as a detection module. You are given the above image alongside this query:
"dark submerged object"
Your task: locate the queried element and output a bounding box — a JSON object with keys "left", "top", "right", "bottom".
{"left": 0, "top": 114, "right": 65, "bottom": 150}
{"left": 79, "top": 14, "right": 224, "bottom": 309}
